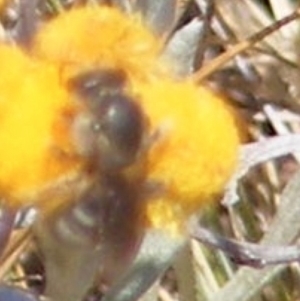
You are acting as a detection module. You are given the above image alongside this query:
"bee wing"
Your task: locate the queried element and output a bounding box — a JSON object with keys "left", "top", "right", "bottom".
{"left": 34, "top": 175, "right": 144, "bottom": 301}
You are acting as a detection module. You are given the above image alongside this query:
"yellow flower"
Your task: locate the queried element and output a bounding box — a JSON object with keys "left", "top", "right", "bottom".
{"left": 0, "top": 4, "right": 240, "bottom": 231}
{"left": 30, "top": 5, "right": 239, "bottom": 233}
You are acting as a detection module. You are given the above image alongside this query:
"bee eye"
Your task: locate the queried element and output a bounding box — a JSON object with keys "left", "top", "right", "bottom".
{"left": 70, "top": 69, "right": 146, "bottom": 171}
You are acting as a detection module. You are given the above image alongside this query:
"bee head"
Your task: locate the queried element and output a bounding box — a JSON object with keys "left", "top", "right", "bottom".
{"left": 68, "top": 69, "right": 146, "bottom": 171}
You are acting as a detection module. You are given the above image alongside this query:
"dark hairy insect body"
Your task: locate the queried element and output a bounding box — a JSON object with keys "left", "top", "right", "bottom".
{"left": 34, "top": 69, "right": 149, "bottom": 300}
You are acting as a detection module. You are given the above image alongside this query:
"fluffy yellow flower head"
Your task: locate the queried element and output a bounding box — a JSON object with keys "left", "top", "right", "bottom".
{"left": 33, "top": 6, "right": 164, "bottom": 82}
{"left": 0, "top": 5, "right": 239, "bottom": 233}
{"left": 136, "top": 79, "right": 239, "bottom": 233}
{"left": 0, "top": 44, "right": 82, "bottom": 206}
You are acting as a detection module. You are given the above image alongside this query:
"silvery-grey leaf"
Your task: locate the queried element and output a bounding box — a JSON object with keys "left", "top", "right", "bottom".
{"left": 0, "top": 285, "right": 39, "bottom": 301}
{"left": 103, "top": 230, "right": 185, "bottom": 301}
{"left": 223, "top": 134, "right": 300, "bottom": 206}
{"left": 0, "top": 207, "right": 16, "bottom": 259}
{"left": 134, "top": 0, "right": 177, "bottom": 36}
{"left": 3, "top": 0, "right": 39, "bottom": 48}
{"left": 210, "top": 170, "right": 300, "bottom": 301}
{"left": 162, "top": 18, "right": 205, "bottom": 77}
{"left": 111, "top": 0, "right": 133, "bottom": 13}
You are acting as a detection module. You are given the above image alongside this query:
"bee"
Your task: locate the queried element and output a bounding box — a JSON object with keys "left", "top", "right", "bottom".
{"left": 34, "top": 68, "right": 150, "bottom": 301}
